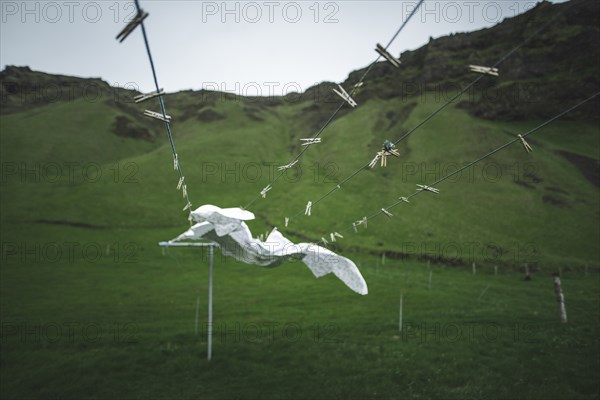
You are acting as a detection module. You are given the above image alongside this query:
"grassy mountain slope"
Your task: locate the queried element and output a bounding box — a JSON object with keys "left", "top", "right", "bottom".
{"left": 2, "top": 89, "right": 597, "bottom": 266}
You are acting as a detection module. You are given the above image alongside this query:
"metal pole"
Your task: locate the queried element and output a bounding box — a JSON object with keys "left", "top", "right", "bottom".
{"left": 428, "top": 270, "right": 432, "bottom": 290}
{"left": 208, "top": 244, "right": 214, "bottom": 361}
{"left": 194, "top": 296, "right": 200, "bottom": 335}
{"left": 157, "top": 241, "right": 218, "bottom": 358}
{"left": 398, "top": 293, "right": 403, "bottom": 332}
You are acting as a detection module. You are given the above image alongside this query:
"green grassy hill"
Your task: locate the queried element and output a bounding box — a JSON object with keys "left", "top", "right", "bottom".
{"left": 1, "top": 0, "right": 599, "bottom": 398}
{"left": 1, "top": 82, "right": 597, "bottom": 267}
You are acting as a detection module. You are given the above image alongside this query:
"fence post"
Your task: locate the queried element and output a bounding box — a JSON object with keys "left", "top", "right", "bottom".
{"left": 553, "top": 273, "right": 567, "bottom": 323}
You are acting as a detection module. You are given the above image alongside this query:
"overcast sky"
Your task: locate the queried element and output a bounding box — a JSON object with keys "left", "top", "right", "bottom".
{"left": 1, "top": 0, "right": 567, "bottom": 95}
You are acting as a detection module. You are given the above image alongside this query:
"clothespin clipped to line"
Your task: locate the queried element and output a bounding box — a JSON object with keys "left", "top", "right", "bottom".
{"left": 332, "top": 84, "right": 358, "bottom": 108}
{"left": 468, "top": 65, "right": 499, "bottom": 77}
{"left": 380, "top": 152, "right": 389, "bottom": 168}
{"left": 355, "top": 216, "right": 368, "bottom": 229}
{"left": 369, "top": 153, "right": 382, "bottom": 169}
{"left": 305, "top": 201, "right": 312, "bottom": 216}
{"left": 379, "top": 141, "right": 401, "bottom": 167}
{"left": 518, "top": 134, "right": 533, "bottom": 153}
{"left": 260, "top": 185, "right": 272, "bottom": 199}
{"left": 175, "top": 177, "right": 187, "bottom": 202}
{"left": 116, "top": 9, "right": 149, "bottom": 43}
{"left": 381, "top": 208, "right": 394, "bottom": 218}
{"left": 144, "top": 110, "right": 171, "bottom": 123}
{"left": 134, "top": 89, "right": 164, "bottom": 103}
{"left": 382, "top": 140, "right": 400, "bottom": 157}
{"left": 353, "top": 82, "right": 364, "bottom": 96}
{"left": 301, "top": 138, "right": 321, "bottom": 146}
{"left": 285, "top": 217, "right": 289, "bottom": 227}
{"left": 277, "top": 160, "right": 298, "bottom": 171}
{"left": 321, "top": 237, "right": 329, "bottom": 246}
{"left": 375, "top": 43, "right": 401, "bottom": 68}
{"left": 399, "top": 197, "right": 410, "bottom": 203}
{"left": 173, "top": 154, "right": 179, "bottom": 170}
{"left": 370, "top": 140, "right": 400, "bottom": 168}
{"left": 182, "top": 202, "right": 192, "bottom": 212}
{"left": 417, "top": 184, "right": 440, "bottom": 194}
{"left": 353, "top": 217, "right": 368, "bottom": 232}
{"left": 330, "top": 232, "right": 344, "bottom": 242}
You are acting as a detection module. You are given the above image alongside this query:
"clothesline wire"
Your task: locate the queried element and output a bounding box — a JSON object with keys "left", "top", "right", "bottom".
{"left": 285, "top": 0, "right": 574, "bottom": 223}
{"left": 133, "top": 0, "right": 193, "bottom": 219}
{"left": 324, "top": 91, "right": 600, "bottom": 243}
{"left": 243, "top": 0, "right": 426, "bottom": 210}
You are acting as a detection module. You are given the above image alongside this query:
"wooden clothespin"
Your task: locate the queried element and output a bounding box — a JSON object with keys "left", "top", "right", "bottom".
{"left": 305, "top": 201, "right": 313, "bottom": 216}
{"left": 417, "top": 184, "right": 440, "bottom": 194}
{"left": 375, "top": 43, "right": 401, "bottom": 68}
{"left": 134, "top": 89, "right": 164, "bottom": 103}
{"left": 116, "top": 10, "right": 149, "bottom": 43}
{"left": 301, "top": 138, "right": 321, "bottom": 146}
{"left": 468, "top": 65, "right": 499, "bottom": 76}
{"left": 260, "top": 185, "right": 272, "bottom": 198}
{"left": 518, "top": 134, "right": 533, "bottom": 153}
{"left": 277, "top": 160, "right": 298, "bottom": 171}
{"left": 144, "top": 110, "right": 171, "bottom": 123}
{"left": 332, "top": 84, "right": 357, "bottom": 107}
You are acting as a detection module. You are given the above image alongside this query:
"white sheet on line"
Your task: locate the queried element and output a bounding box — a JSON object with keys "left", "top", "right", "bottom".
{"left": 172, "top": 205, "right": 368, "bottom": 295}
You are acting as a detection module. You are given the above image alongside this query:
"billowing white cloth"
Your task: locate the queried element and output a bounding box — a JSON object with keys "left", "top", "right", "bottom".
{"left": 172, "top": 205, "right": 368, "bottom": 295}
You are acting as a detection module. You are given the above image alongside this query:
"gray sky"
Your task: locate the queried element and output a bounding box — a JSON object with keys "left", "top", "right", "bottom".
{"left": 1, "top": 0, "right": 567, "bottom": 95}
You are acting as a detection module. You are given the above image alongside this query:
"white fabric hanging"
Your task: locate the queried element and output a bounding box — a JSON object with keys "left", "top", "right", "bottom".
{"left": 172, "top": 205, "right": 368, "bottom": 295}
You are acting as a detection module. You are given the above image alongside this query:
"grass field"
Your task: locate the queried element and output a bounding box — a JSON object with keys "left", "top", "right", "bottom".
{"left": 1, "top": 79, "right": 599, "bottom": 398}
{"left": 1, "top": 224, "right": 598, "bottom": 399}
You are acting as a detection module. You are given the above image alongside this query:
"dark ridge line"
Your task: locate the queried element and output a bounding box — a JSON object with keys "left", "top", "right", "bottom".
{"left": 33, "top": 219, "right": 108, "bottom": 229}
{"left": 260, "top": 215, "right": 571, "bottom": 271}
{"left": 32, "top": 219, "right": 184, "bottom": 230}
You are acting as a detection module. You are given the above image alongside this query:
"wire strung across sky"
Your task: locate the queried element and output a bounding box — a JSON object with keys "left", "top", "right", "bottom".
{"left": 243, "top": 0, "right": 426, "bottom": 210}
{"left": 121, "top": 0, "right": 424, "bottom": 222}
{"left": 317, "top": 91, "right": 600, "bottom": 245}
{"left": 283, "top": 0, "right": 577, "bottom": 226}
{"left": 119, "top": 0, "right": 194, "bottom": 222}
